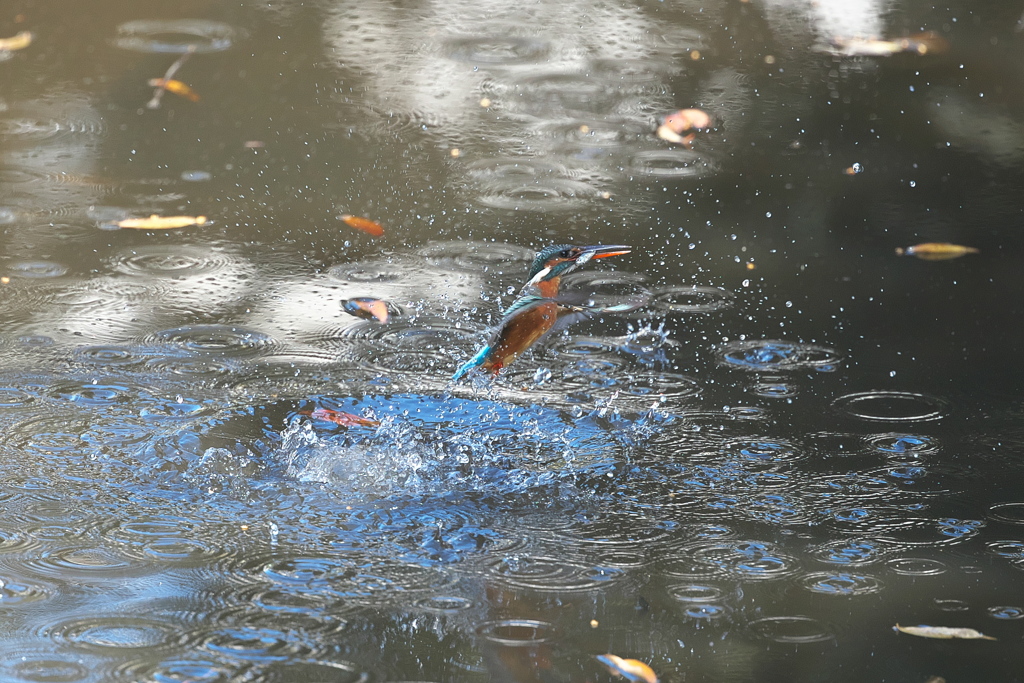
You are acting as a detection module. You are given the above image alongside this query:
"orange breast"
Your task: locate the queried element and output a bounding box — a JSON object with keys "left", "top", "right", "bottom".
{"left": 482, "top": 301, "right": 558, "bottom": 372}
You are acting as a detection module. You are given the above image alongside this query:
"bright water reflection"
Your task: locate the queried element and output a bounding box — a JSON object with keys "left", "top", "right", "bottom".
{"left": 1, "top": 0, "right": 1024, "bottom": 681}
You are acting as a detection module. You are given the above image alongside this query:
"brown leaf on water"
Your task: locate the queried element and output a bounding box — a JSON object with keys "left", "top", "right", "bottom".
{"left": 596, "top": 654, "right": 658, "bottom": 683}
{"left": 116, "top": 214, "right": 208, "bottom": 230}
{"left": 342, "top": 298, "right": 391, "bottom": 324}
{"left": 0, "top": 31, "right": 33, "bottom": 51}
{"left": 893, "top": 624, "right": 996, "bottom": 640}
{"left": 340, "top": 214, "right": 385, "bottom": 237}
{"left": 895, "top": 243, "right": 979, "bottom": 261}
{"left": 303, "top": 408, "right": 380, "bottom": 428}
{"left": 148, "top": 78, "right": 200, "bottom": 102}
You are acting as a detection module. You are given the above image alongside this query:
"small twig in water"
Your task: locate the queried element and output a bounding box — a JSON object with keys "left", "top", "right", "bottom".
{"left": 147, "top": 45, "right": 196, "bottom": 110}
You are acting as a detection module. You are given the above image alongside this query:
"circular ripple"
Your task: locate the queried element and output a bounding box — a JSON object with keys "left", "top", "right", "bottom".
{"left": 751, "top": 380, "right": 797, "bottom": 398}
{"left": 617, "top": 372, "right": 702, "bottom": 403}
{"left": 149, "top": 325, "right": 275, "bottom": 357}
{"left": 591, "top": 57, "right": 681, "bottom": 85}
{"left": 885, "top": 557, "right": 948, "bottom": 576}
{"left": 203, "top": 626, "right": 314, "bottom": 661}
{"left": 691, "top": 541, "right": 798, "bottom": 580}
{"left": 112, "top": 19, "right": 241, "bottom": 53}
{"left": 560, "top": 271, "right": 652, "bottom": 315}
{"left": 486, "top": 555, "right": 621, "bottom": 592}
{"left": 49, "top": 382, "right": 135, "bottom": 406}
{"left": 934, "top": 598, "right": 970, "bottom": 612}
{"left": 986, "top": 540, "right": 1024, "bottom": 558}
{"left": 109, "top": 246, "right": 240, "bottom": 278}
{"left": 7, "top": 261, "right": 68, "bottom": 279}
{"left": 417, "top": 240, "right": 535, "bottom": 271}
{"left": 254, "top": 552, "right": 453, "bottom": 602}
{"left": 476, "top": 619, "right": 553, "bottom": 646}
{"left": 630, "top": 149, "right": 717, "bottom": 179}
{"left": 114, "top": 657, "right": 235, "bottom": 683}
{"left": 22, "top": 545, "right": 153, "bottom": 580}
{"left": 833, "top": 391, "right": 948, "bottom": 422}
{"left": 799, "top": 572, "right": 882, "bottom": 595}
{"left": 545, "top": 336, "right": 617, "bottom": 359}
{"left": 989, "top": 502, "right": 1024, "bottom": 525}
{"left": 0, "top": 576, "right": 50, "bottom": 605}
{"left": 650, "top": 285, "right": 735, "bottom": 313}
{"left": 748, "top": 616, "right": 834, "bottom": 643}
{"left": 145, "top": 356, "right": 241, "bottom": 378}
{"left": 0, "top": 387, "right": 35, "bottom": 407}
{"left": 9, "top": 415, "right": 93, "bottom": 459}
{"left": 683, "top": 604, "right": 729, "bottom": 620}
{"left": 866, "top": 433, "right": 936, "bottom": 455}
{"left": 415, "top": 595, "right": 474, "bottom": 613}
{"left": 476, "top": 178, "right": 604, "bottom": 212}
{"left": 50, "top": 615, "right": 177, "bottom": 653}
{"left": 507, "top": 72, "right": 618, "bottom": 115}
{"left": 668, "top": 584, "right": 724, "bottom": 603}
{"left": 810, "top": 539, "right": 887, "bottom": 565}
{"left": 444, "top": 35, "right": 549, "bottom": 65}
{"left": 988, "top": 605, "right": 1024, "bottom": 619}
{"left": 718, "top": 340, "right": 842, "bottom": 371}
{"left": 257, "top": 660, "right": 367, "bottom": 683}
{"left": 72, "top": 345, "right": 143, "bottom": 366}
{"left": 0, "top": 653, "right": 90, "bottom": 683}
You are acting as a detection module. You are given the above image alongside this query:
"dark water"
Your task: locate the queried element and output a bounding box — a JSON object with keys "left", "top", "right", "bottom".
{"left": 1, "top": 0, "right": 1024, "bottom": 681}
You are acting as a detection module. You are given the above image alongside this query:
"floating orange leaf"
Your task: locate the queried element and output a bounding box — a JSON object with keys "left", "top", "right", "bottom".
{"left": 895, "top": 243, "right": 979, "bottom": 261}
{"left": 303, "top": 408, "right": 380, "bottom": 428}
{"left": 148, "top": 78, "right": 200, "bottom": 102}
{"left": 0, "top": 31, "right": 33, "bottom": 51}
{"left": 596, "top": 655, "right": 658, "bottom": 683}
{"left": 342, "top": 298, "right": 391, "bottom": 324}
{"left": 894, "top": 624, "right": 996, "bottom": 640}
{"left": 116, "top": 214, "right": 208, "bottom": 230}
{"left": 829, "top": 32, "right": 949, "bottom": 57}
{"left": 340, "top": 214, "right": 385, "bottom": 237}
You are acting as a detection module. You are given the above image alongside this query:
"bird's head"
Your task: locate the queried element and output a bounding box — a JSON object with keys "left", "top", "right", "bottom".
{"left": 525, "top": 244, "right": 631, "bottom": 286}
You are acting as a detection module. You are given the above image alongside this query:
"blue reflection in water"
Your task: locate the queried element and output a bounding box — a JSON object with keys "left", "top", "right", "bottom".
{"left": 131, "top": 393, "right": 662, "bottom": 565}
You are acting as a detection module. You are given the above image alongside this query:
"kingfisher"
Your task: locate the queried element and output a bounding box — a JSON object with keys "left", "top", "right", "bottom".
{"left": 452, "top": 244, "right": 631, "bottom": 381}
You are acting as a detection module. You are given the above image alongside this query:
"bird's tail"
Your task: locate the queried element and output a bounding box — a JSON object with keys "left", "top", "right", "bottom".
{"left": 451, "top": 344, "right": 492, "bottom": 382}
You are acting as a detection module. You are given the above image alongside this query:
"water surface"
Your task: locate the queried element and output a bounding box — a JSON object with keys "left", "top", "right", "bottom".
{"left": 1, "top": 1, "right": 1023, "bottom": 681}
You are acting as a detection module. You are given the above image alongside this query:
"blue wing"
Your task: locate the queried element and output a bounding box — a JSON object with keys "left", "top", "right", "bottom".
{"left": 451, "top": 294, "right": 548, "bottom": 382}
{"left": 451, "top": 343, "right": 493, "bottom": 381}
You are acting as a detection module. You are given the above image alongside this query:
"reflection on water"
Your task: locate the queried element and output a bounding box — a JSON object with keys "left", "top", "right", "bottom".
{"left": 1, "top": 0, "right": 1024, "bottom": 681}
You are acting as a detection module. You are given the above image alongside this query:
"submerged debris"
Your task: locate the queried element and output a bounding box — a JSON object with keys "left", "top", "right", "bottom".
{"left": 826, "top": 32, "right": 949, "bottom": 57}
{"left": 0, "top": 31, "right": 32, "bottom": 52}
{"left": 656, "top": 108, "right": 713, "bottom": 146}
{"left": 896, "top": 243, "right": 979, "bottom": 260}
{"left": 147, "top": 46, "right": 196, "bottom": 109}
{"left": 116, "top": 214, "right": 208, "bottom": 229}
{"left": 893, "top": 624, "right": 996, "bottom": 640}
